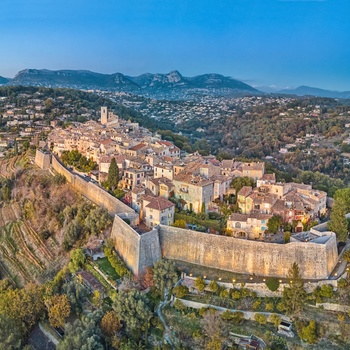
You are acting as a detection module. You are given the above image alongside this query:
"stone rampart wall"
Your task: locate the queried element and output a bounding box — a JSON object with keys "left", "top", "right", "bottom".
{"left": 139, "top": 228, "right": 162, "bottom": 274}
{"left": 51, "top": 155, "right": 74, "bottom": 182}
{"left": 35, "top": 150, "right": 51, "bottom": 170}
{"left": 158, "top": 225, "right": 338, "bottom": 280}
{"left": 51, "top": 155, "right": 134, "bottom": 216}
{"left": 110, "top": 215, "right": 141, "bottom": 275}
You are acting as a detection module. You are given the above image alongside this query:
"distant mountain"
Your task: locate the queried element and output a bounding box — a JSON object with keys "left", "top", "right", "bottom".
{"left": 128, "top": 70, "right": 189, "bottom": 88}
{"left": 0, "top": 76, "right": 9, "bottom": 84}
{"left": 6, "top": 68, "right": 259, "bottom": 99}
{"left": 278, "top": 86, "right": 350, "bottom": 99}
{"left": 10, "top": 69, "right": 139, "bottom": 90}
{"left": 188, "top": 73, "right": 257, "bottom": 91}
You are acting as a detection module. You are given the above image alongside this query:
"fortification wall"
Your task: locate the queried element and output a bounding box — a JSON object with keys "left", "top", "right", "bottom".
{"left": 51, "top": 155, "right": 74, "bottom": 182}
{"left": 139, "top": 229, "right": 162, "bottom": 274}
{"left": 158, "top": 225, "right": 338, "bottom": 280}
{"left": 111, "top": 215, "right": 141, "bottom": 275}
{"left": 34, "top": 150, "right": 51, "bottom": 170}
{"left": 51, "top": 155, "right": 135, "bottom": 216}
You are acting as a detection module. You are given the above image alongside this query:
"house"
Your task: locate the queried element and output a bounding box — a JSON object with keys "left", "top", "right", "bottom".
{"left": 154, "top": 163, "right": 174, "bottom": 180}
{"left": 120, "top": 168, "right": 145, "bottom": 190}
{"left": 227, "top": 212, "right": 272, "bottom": 239}
{"left": 173, "top": 171, "right": 214, "bottom": 213}
{"left": 141, "top": 196, "right": 175, "bottom": 227}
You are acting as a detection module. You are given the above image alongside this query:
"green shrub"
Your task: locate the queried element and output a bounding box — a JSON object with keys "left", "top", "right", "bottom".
{"left": 266, "top": 277, "right": 280, "bottom": 292}
{"left": 270, "top": 314, "right": 281, "bottom": 328}
{"left": 337, "top": 278, "right": 348, "bottom": 288}
{"left": 172, "top": 285, "right": 189, "bottom": 298}
{"left": 254, "top": 313, "right": 267, "bottom": 325}
{"left": 232, "top": 311, "right": 244, "bottom": 324}
{"left": 103, "top": 247, "right": 129, "bottom": 278}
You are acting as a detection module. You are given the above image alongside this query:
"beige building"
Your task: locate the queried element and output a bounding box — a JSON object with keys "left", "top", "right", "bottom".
{"left": 141, "top": 196, "right": 175, "bottom": 227}
{"left": 227, "top": 212, "right": 272, "bottom": 239}
{"left": 173, "top": 172, "right": 213, "bottom": 213}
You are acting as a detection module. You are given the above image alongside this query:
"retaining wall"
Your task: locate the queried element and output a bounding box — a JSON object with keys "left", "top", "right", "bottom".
{"left": 175, "top": 298, "right": 291, "bottom": 322}
{"left": 158, "top": 225, "right": 338, "bottom": 280}
{"left": 183, "top": 275, "right": 339, "bottom": 297}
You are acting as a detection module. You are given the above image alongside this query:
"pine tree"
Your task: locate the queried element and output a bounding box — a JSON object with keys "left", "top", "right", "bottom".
{"left": 280, "top": 262, "right": 307, "bottom": 314}
{"left": 107, "top": 158, "right": 119, "bottom": 191}
{"left": 328, "top": 198, "right": 348, "bottom": 241}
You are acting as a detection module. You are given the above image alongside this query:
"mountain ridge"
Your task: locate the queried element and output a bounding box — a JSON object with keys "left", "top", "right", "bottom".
{"left": 277, "top": 85, "right": 350, "bottom": 99}
{"left": 5, "top": 68, "right": 258, "bottom": 98}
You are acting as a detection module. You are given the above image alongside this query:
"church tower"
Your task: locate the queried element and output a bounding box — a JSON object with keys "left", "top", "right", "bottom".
{"left": 101, "top": 107, "right": 107, "bottom": 125}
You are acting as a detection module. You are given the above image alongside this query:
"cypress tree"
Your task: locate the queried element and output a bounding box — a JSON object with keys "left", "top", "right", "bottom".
{"left": 107, "top": 158, "right": 119, "bottom": 191}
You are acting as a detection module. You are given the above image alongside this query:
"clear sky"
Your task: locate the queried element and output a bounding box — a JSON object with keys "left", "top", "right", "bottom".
{"left": 0, "top": 0, "right": 349, "bottom": 90}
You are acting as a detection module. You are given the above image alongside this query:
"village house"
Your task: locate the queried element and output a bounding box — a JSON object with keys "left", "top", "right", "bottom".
{"left": 227, "top": 212, "right": 272, "bottom": 239}
{"left": 140, "top": 196, "right": 175, "bottom": 227}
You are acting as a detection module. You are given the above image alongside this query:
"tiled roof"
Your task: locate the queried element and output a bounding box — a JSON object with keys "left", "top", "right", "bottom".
{"left": 144, "top": 196, "right": 175, "bottom": 211}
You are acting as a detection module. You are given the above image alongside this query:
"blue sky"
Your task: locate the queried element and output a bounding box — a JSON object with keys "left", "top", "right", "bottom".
{"left": 0, "top": 0, "right": 349, "bottom": 90}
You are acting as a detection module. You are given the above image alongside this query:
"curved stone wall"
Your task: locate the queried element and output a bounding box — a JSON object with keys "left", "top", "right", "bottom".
{"left": 158, "top": 225, "right": 338, "bottom": 280}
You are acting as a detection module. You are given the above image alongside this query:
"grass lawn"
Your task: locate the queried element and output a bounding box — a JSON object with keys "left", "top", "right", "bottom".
{"left": 95, "top": 257, "right": 119, "bottom": 280}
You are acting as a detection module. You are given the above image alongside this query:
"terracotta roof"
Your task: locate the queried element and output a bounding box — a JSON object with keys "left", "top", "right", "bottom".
{"left": 221, "top": 159, "right": 234, "bottom": 169}
{"left": 262, "top": 173, "right": 276, "bottom": 182}
{"left": 100, "top": 138, "right": 114, "bottom": 145}
{"left": 229, "top": 213, "right": 248, "bottom": 222}
{"left": 144, "top": 196, "right": 175, "bottom": 211}
{"left": 129, "top": 143, "right": 147, "bottom": 151}
{"left": 238, "top": 186, "right": 253, "bottom": 197}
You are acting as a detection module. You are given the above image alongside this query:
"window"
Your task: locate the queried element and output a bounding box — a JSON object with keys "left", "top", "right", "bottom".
{"left": 235, "top": 222, "right": 241, "bottom": 229}
{"left": 150, "top": 215, "right": 153, "bottom": 219}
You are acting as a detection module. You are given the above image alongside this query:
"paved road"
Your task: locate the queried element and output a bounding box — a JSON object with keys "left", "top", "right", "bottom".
{"left": 156, "top": 289, "right": 175, "bottom": 349}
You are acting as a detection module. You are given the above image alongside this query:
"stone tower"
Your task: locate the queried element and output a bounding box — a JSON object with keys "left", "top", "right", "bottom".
{"left": 101, "top": 107, "right": 107, "bottom": 125}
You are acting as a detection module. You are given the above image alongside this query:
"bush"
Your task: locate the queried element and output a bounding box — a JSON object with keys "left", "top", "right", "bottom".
{"left": 300, "top": 320, "right": 318, "bottom": 344}
{"left": 174, "top": 299, "right": 186, "bottom": 312}
{"left": 252, "top": 300, "right": 261, "bottom": 310}
{"left": 232, "top": 311, "right": 244, "bottom": 324}
{"left": 254, "top": 313, "right": 267, "bottom": 325}
{"left": 265, "top": 302, "right": 274, "bottom": 312}
{"left": 266, "top": 277, "right": 280, "bottom": 292}
{"left": 221, "top": 310, "right": 234, "bottom": 321}
{"left": 172, "top": 285, "right": 189, "bottom": 298}
{"left": 103, "top": 247, "right": 129, "bottom": 278}
{"left": 270, "top": 314, "right": 281, "bottom": 328}
{"left": 53, "top": 174, "right": 66, "bottom": 185}
{"left": 337, "top": 278, "right": 348, "bottom": 288}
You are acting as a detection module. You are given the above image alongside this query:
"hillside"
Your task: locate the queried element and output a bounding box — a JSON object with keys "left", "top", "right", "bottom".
{"left": 0, "top": 152, "right": 111, "bottom": 286}
{"left": 0, "top": 76, "right": 9, "bottom": 84}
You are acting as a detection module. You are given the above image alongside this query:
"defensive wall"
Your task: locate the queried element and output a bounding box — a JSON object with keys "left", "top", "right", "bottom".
{"left": 110, "top": 215, "right": 161, "bottom": 275}
{"left": 157, "top": 225, "right": 338, "bottom": 280}
{"left": 49, "top": 154, "right": 135, "bottom": 216}
{"left": 35, "top": 150, "right": 340, "bottom": 280}
{"left": 34, "top": 149, "right": 51, "bottom": 170}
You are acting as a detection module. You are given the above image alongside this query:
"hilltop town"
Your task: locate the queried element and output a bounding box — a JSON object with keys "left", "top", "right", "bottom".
{"left": 46, "top": 107, "right": 329, "bottom": 241}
